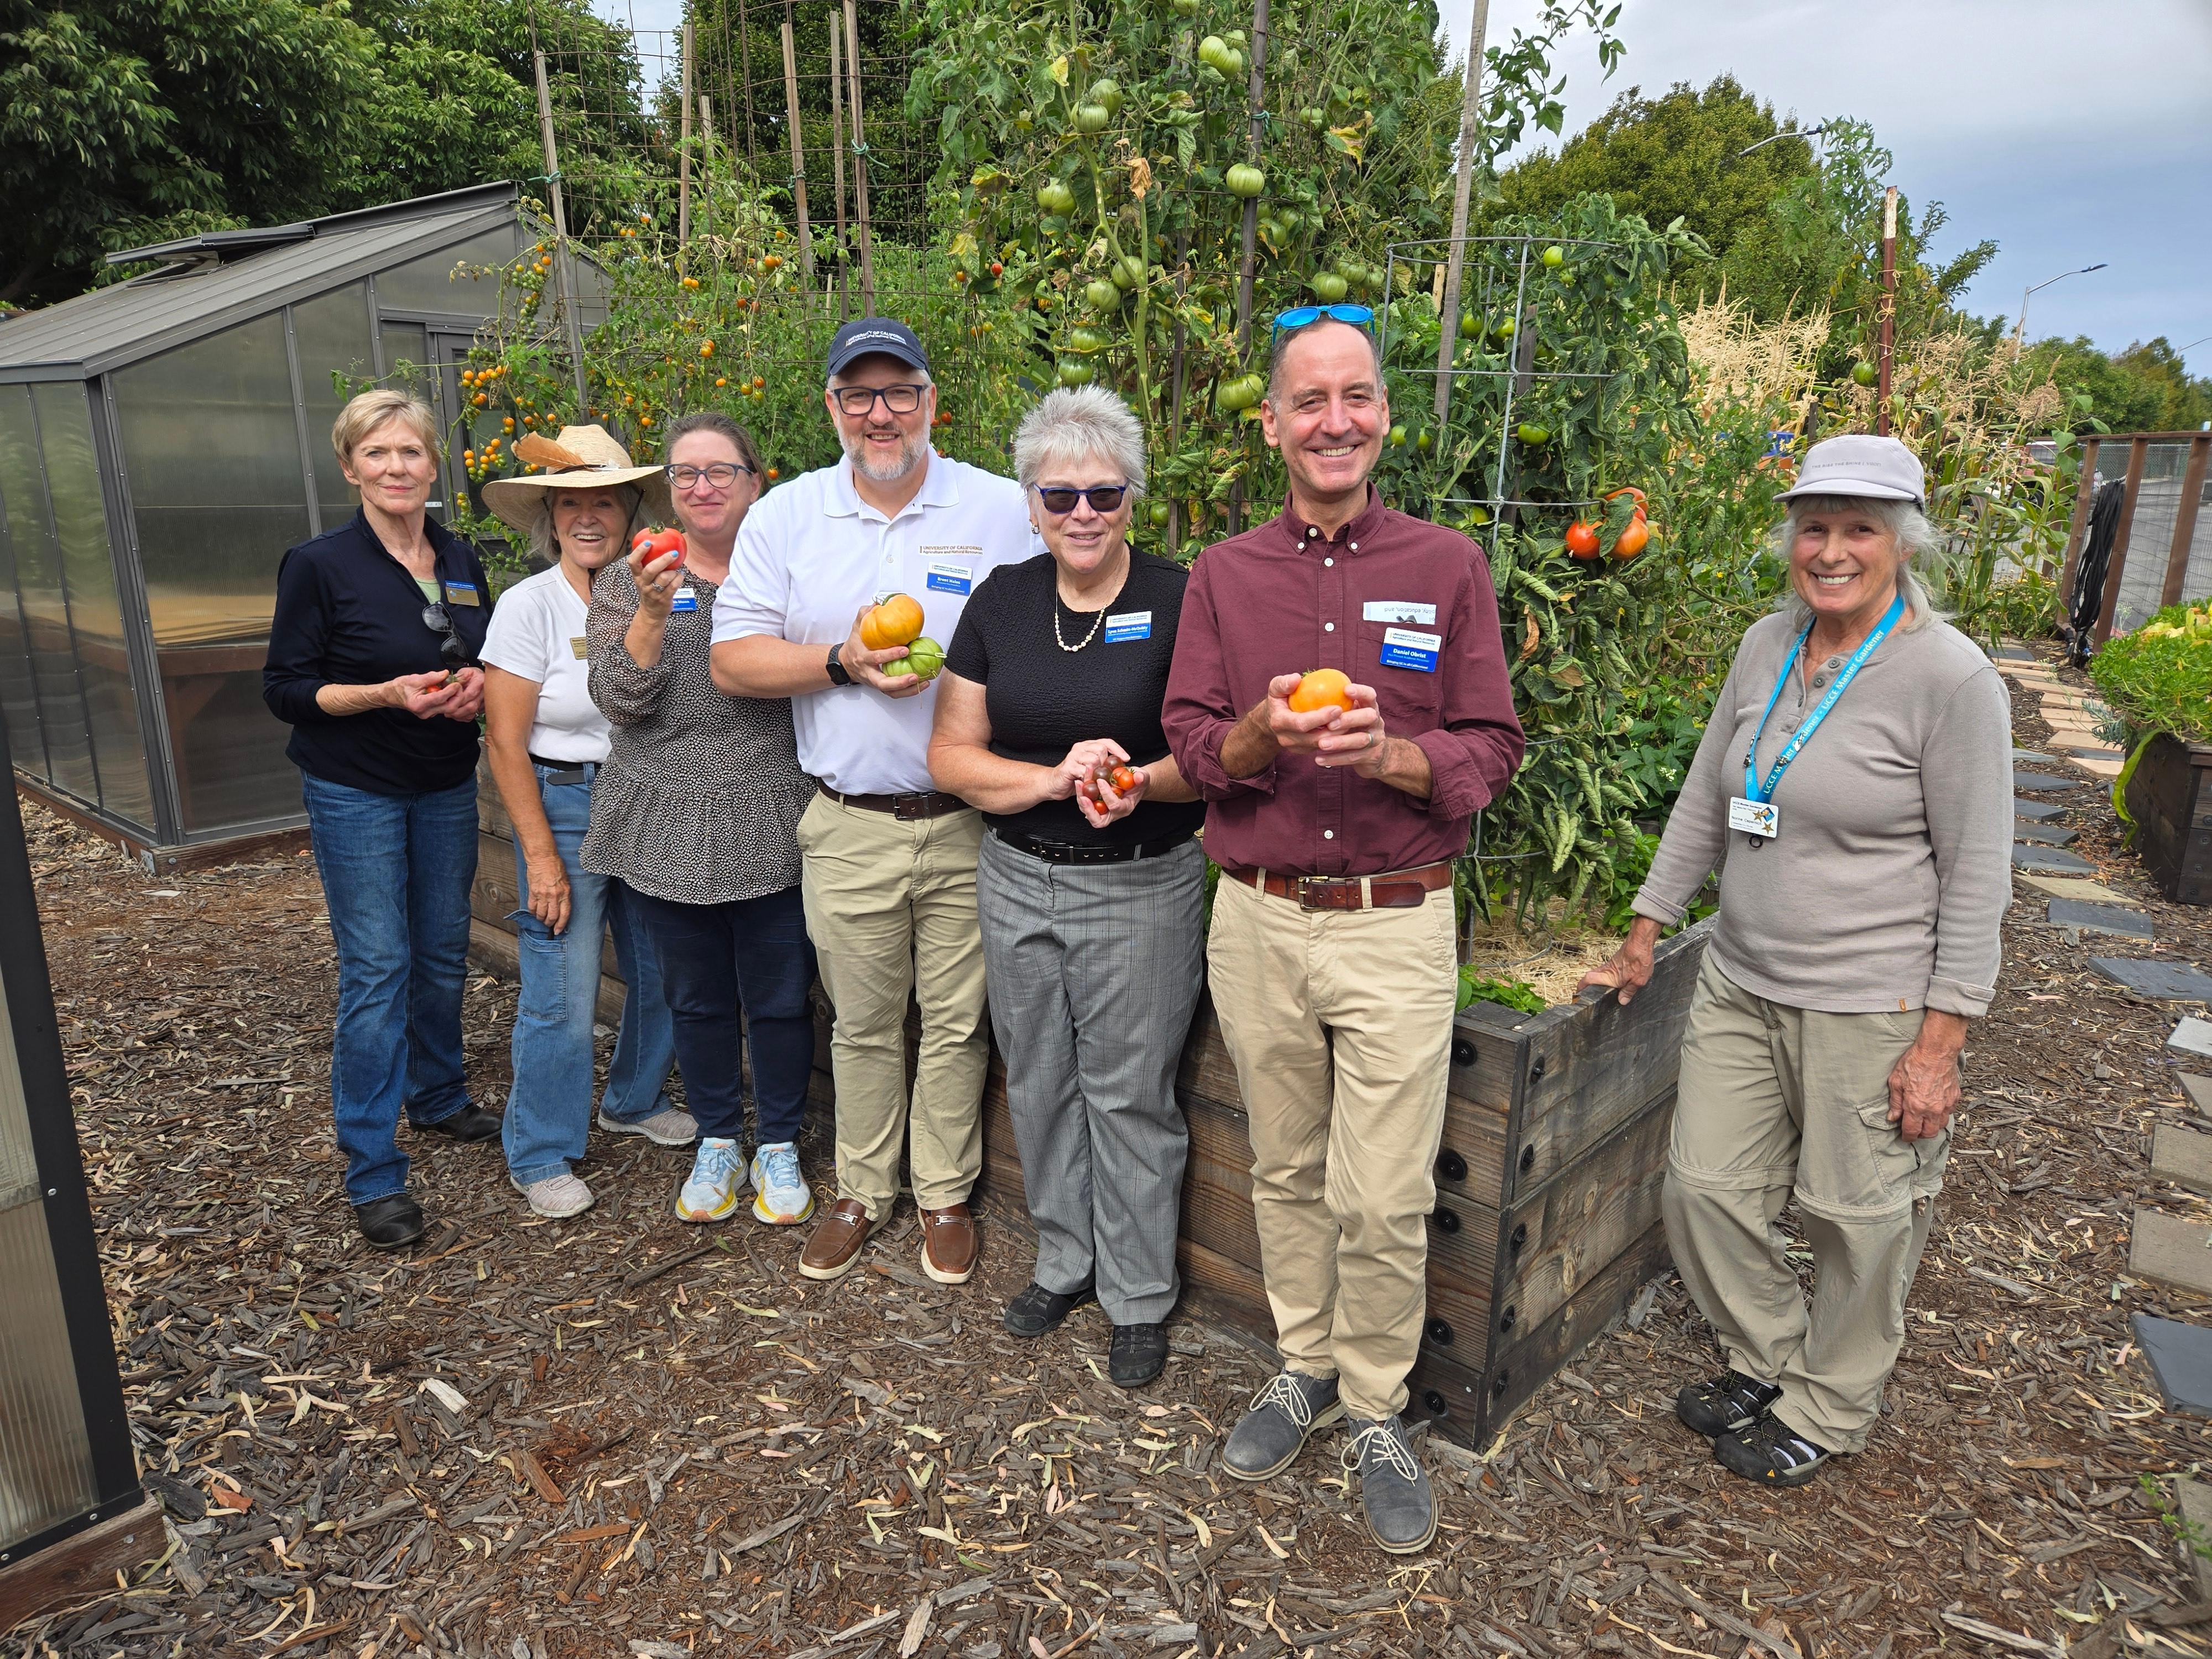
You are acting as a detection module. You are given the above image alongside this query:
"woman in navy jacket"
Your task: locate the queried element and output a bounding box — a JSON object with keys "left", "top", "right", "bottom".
{"left": 263, "top": 390, "right": 499, "bottom": 1249}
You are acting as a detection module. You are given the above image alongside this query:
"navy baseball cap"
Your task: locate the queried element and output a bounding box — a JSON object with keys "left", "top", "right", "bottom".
{"left": 826, "top": 317, "right": 931, "bottom": 379}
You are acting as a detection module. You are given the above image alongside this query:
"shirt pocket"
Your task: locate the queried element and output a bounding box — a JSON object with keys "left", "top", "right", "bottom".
{"left": 1355, "top": 622, "right": 1445, "bottom": 728}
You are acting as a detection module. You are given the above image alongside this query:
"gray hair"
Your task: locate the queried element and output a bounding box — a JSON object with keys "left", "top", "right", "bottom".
{"left": 1265, "top": 316, "right": 1385, "bottom": 405}
{"left": 1772, "top": 493, "right": 1947, "bottom": 634}
{"left": 1013, "top": 386, "right": 1147, "bottom": 495}
{"left": 528, "top": 481, "right": 645, "bottom": 567}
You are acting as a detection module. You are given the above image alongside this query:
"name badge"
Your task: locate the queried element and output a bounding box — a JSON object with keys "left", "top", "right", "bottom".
{"left": 570, "top": 636, "right": 589, "bottom": 660}
{"left": 925, "top": 561, "right": 973, "bottom": 596}
{"left": 1378, "top": 626, "right": 1441, "bottom": 672}
{"left": 1103, "top": 609, "right": 1152, "bottom": 644}
{"left": 1728, "top": 797, "right": 1780, "bottom": 840}
{"left": 1363, "top": 599, "right": 1437, "bottom": 625}
{"left": 443, "top": 580, "right": 481, "bottom": 607}
{"left": 670, "top": 588, "right": 699, "bottom": 613}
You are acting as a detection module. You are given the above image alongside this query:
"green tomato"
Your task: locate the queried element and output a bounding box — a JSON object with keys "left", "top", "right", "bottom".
{"left": 1111, "top": 254, "right": 1145, "bottom": 290}
{"left": 1172, "top": 0, "right": 1198, "bottom": 13}
{"left": 1224, "top": 163, "right": 1265, "bottom": 199}
{"left": 1516, "top": 422, "right": 1550, "bottom": 446}
{"left": 1091, "top": 78, "right": 1123, "bottom": 117}
{"left": 1073, "top": 103, "right": 1110, "bottom": 134}
{"left": 1415, "top": 429, "right": 1433, "bottom": 454}
{"left": 1149, "top": 500, "right": 1172, "bottom": 527}
{"left": 1068, "top": 326, "right": 1107, "bottom": 354}
{"left": 1198, "top": 34, "right": 1230, "bottom": 67}
{"left": 1542, "top": 244, "right": 1565, "bottom": 268}
{"left": 1853, "top": 360, "right": 1879, "bottom": 387}
{"left": 1084, "top": 278, "right": 1123, "bottom": 312}
{"left": 1387, "top": 424, "right": 1407, "bottom": 447}
{"left": 1224, "top": 46, "right": 1244, "bottom": 74}
{"left": 1216, "top": 374, "right": 1261, "bottom": 413}
{"left": 1225, "top": 28, "right": 1245, "bottom": 46}
{"left": 1459, "top": 310, "right": 1479, "bottom": 339}
{"left": 902, "top": 637, "right": 945, "bottom": 680}
{"left": 1313, "top": 271, "right": 1349, "bottom": 302}
{"left": 1037, "top": 180, "right": 1076, "bottom": 216}
{"left": 1058, "top": 358, "right": 1095, "bottom": 387}
{"left": 1492, "top": 316, "right": 1517, "bottom": 342}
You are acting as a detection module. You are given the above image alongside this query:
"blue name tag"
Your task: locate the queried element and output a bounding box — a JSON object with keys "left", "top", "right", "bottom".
{"left": 925, "top": 561, "right": 973, "bottom": 596}
{"left": 670, "top": 588, "right": 699, "bottom": 613}
{"left": 1103, "top": 609, "right": 1152, "bottom": 644}
{"left": 1378, "top": 625, "right": 1441, "bottom": 672}
{"left": 442, "top": 580, "right": 480, "bottom": 607}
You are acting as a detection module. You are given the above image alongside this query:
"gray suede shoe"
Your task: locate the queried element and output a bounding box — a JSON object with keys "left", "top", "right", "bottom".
{"left": 1222, "top": 1370, "right": 1344, "bottom": 1481}
{"left": 1343, "top": 1416, "right": 1436, "bottom": 1554}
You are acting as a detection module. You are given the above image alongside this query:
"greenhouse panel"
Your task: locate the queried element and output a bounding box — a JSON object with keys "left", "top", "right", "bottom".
{"left": 0, "top": 387, "right": 98, "bottom": 810}
{"left": 291, "top": 282, "right": 379, "bottom": 524}
{"left": 0, "top": 404, "right": 43, "bottom": 787}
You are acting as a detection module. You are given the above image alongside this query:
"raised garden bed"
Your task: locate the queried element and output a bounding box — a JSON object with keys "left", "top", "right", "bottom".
{"left": 2124, "top": 734, "right": 2212, "bottom": 905}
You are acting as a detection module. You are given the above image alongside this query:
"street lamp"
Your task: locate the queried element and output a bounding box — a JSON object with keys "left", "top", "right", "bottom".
{"left": 2013, "top": 263, "right": 2107, "bottom": 346}
{"left": 1734, "top": 124, "right": 1824, "bottom": 160}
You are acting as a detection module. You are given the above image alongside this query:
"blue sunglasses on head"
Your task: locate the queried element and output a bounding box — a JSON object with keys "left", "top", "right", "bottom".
{"left": 1270, "top": 304, "right": 1375, "bottom": 337}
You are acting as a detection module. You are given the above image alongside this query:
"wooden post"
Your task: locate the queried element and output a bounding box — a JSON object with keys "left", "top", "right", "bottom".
{"left": 827, "top": 12, "right": 851, "bottom": 318}
{"left": 2094, "top": 435, "right": 2151, "bottom": 647}
{"left": 842, "top": 0, "right": 876, "bottom": 316}
{"left": 697, "top": 94, "right": 717, "bottom": 239}
{"left": 737, "top": 0, "right": 759, "bottom": 159}
{"left": 533, "top": 49, "right": 591, "bottom": 416}
{"left": 1433, "top": 0, "right": 1492, "bottom": 425}
{"left": 2057, "top": 435, "right": 2100, "bottom": 603}
{"left": 1228, "top": 0, "right": 1267, "bottom": 536}
{"left": 677, "top": 22, "right": 694, "bottom": 248}
{"left": 1875, "top": 186, "right": 1897, "bottom": 436}
{"left": 780, "top": 9, "right": 817, "bottom": 292}
{"left": 2161, "top": 432, "right": 2211, "bottom": 611}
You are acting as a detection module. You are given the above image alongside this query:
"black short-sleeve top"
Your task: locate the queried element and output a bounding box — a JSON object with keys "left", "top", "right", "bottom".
{"left": 942, "top": 549, "right": 1206, "bottom": 848}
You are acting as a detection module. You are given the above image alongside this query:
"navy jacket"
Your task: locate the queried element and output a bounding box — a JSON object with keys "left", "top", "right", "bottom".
{"left": 262, "top": 510, "right": 494, "bottom": 796}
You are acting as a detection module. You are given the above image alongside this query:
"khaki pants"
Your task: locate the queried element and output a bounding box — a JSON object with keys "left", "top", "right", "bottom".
{"left": 1662, "top": 954, "right": 1951, "bottom": 1453}
{"left": 1206, "top": 873, "right": 1459, "bottom": 1422}
{"left": 796, "top": 792, "right": 989, "bottom": 1219}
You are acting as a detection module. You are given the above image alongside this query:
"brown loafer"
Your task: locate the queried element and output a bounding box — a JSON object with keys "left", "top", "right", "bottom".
{"left": 799, "top": 1197, "right": 873, "bottom": 1281}
{"left": 919, "top": 1203, "right": 978, "bottom": 1285}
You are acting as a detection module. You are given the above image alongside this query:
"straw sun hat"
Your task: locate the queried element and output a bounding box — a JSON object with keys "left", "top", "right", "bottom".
{"left": 481, "top": 424, "right": 673, "bottom": 540}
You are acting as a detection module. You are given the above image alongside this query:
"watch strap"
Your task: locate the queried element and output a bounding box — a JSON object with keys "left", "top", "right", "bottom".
{"left": 826, "top": 643, "right": 854, "bottom": 687}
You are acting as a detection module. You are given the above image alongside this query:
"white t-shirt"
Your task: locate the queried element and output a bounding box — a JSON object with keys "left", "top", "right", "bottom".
{"left": 480, "top": 565, "right": 612, "bottom": 763}
{"left": 713, "top": 450, "right": 1036, "bottom": 794}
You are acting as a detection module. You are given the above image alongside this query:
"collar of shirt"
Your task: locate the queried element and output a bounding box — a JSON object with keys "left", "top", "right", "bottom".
{"left": 825, "top": 447, "right": 963, "bottom": 524}
{"left": 345, "top": 508, "right": 473, "bottom": 583}
{"left": 1275, "top": 484, "right": 1389, "bottom": 554}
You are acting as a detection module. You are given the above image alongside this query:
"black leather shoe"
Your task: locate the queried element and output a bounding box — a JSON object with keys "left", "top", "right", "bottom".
{"left": 1108, "top": 1323, "right": 1170, "bottom": 1389}
{"left": 1004, "top": 1280, "right": 1095, "bottom": 1338}
{"left": 418, "top": 1103, "right": 500, "bottom": 1143}
{"left": 354, "top": 1193, "right": 426, "bottom": 1249}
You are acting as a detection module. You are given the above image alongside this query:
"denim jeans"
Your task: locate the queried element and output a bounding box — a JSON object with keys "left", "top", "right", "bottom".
{"left": 626, "top": 885, "right": 816, "bottom": 1145}
{"left": 301, "top": 770, "right": 479, "bottom": 1204}
{"left": 505, "top": 763, "right": 679, "bottom": 1186}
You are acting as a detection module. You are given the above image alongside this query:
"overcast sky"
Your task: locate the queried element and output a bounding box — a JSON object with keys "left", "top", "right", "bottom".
{"left": 598, "top": 0, "right": 2212, "bottom": 373}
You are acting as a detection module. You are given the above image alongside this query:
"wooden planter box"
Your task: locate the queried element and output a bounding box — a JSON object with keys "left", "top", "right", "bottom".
{"left": 2124, "top": 733, "right": 2212, "bottom": 905}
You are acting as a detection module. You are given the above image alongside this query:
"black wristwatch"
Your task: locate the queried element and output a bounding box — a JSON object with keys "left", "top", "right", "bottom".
{"left": 825, "top": 643, "right": 854, "bottom": 687}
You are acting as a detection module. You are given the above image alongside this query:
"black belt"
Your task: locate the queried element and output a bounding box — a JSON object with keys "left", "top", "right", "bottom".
{"left": 992, "top": 827, "right": 1193, "bottom": 865}
{"left": 817, "top": 782, "right": 969, "bottom": 820}
{"left": 530, "top": 753, "right": 596, "bottom": 783}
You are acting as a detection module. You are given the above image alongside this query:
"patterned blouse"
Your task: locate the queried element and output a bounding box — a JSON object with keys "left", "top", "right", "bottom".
{"left": 579, "top": 556, "right": 812, "bottom": 904}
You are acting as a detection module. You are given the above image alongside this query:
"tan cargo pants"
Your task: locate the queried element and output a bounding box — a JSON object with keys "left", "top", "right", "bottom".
{"left": 1662, "top": 954, "right": 1952, "bottom": 1453}
{"left": 796, "top": 791, "right": 989, "bottom": 1219}
{"left": 1206, "top": 873, "right": 1459, "bottom": 1422}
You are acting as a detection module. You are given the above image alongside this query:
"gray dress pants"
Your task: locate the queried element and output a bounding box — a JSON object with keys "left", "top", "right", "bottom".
{"left": 976, "top": 832, "right": 1205, "bottom": 1324}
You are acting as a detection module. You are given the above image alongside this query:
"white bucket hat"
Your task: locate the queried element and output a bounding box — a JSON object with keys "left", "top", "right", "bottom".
{"left": 481, "top": 425, "right": 673, "bottom": 540}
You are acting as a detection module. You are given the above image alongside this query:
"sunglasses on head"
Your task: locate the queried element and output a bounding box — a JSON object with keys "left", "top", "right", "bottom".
{"left": 1271, "top": 304, "right": 1375, "bottom": 338}
{"left": 421, "top": 602, "right": 472, "bottom": 670}
{"left": 1034, "top": 484, "right": 1130, "bottom": 516}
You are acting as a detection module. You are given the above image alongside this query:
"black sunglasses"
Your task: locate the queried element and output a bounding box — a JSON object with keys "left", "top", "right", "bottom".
{"left": 421, "top": 602, "right": 472, "bottom": 669}
{"left": 1034, "top": 484, "right": 1130, "bottom": 516}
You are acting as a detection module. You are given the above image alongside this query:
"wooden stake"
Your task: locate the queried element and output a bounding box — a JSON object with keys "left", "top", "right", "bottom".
{"left": 533, "top": 49, "right": 590, "bottom": 416}
{"left": 1228, "top": 0, "right": 1267, "bottom": 536}
{"left": 1876, "top": 185, "right": 1897, "bottom": 436}
{"left": 780, "top": 8, "right": 817, "bottom": 292}
{"left": 842, "top": 0, "right": 876, "bottom": 316}
{"left": 827, "top": 10, "right": 851, "bottom": 317}
{"left": 677, "top": 22, "right": 694, "bottom": 248}
{"left": 1433, "top": 0, "right": 1491, "bottom": 425}
{"left": 698, "top": 94, "right": 715, "bottom": 239}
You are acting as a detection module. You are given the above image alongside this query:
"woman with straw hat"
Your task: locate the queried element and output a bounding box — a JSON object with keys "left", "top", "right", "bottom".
{"left": 479, "top": 425, "right": 692, "bottom": 1220}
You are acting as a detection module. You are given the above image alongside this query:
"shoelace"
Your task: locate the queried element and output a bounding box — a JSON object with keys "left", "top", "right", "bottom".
{"left": 1249, "top": 1371, "right": 1319, "bottom": 1430}
{"left": 1341, "top": 1422, "right": 1422, "bottom": 1483}
{"left": 691, "top": 1140, "right": 740, "bottom": 1188}
{"left": 757, "top": 1143, "right": 801, "bottom": 1192}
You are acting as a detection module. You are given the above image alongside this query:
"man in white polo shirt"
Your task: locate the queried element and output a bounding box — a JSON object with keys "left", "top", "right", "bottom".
{"left": 711, "top": 317, "right": 1033, "bottom": 1285}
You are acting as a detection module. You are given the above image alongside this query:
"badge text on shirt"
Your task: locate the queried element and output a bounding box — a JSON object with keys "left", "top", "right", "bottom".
{"left": 925, "top": 560, "right": 974, "bottom": 596}
{"left": 570, "top": 636, "right": 589, "bottom": 660}
{"left": 1363, "top": 599, "right": 1437, "bottom": 625}
{"left": 1103, "top": 609, "right": 1152, "bottom": 644}
{"left": 443, "top": 580, "right": 481, "bottom": 607}
{"left": 670, "top": 588, "right": 700, "bottom": 613}
{"left": 1378, "top": 626, "right": 1441, "bottom": 672}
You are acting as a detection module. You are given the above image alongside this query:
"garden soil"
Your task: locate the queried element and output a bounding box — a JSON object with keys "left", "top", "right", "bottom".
{"left": 9, "top": 642, "right": 2212, "bottom": 1658}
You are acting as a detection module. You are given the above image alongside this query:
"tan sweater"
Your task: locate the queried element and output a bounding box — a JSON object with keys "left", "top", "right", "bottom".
{"left": 1634, "top": 609, "right": 2013, "bottom": 1016}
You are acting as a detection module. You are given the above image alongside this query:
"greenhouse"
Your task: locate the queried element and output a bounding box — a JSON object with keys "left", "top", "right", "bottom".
{"left": 0, "top": 182, "right": 596, "bottom": 860}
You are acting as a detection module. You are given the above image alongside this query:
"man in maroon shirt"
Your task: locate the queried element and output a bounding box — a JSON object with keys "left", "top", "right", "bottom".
{"left": 1163, "top": 312, "right": 1523, "bottom": 1553}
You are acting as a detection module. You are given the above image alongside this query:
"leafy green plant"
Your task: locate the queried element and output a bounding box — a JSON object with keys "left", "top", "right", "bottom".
{"left": 2090, "top": 603, "right": 2212, "bottom": 745}
{"left": 1457, "top": 964, "right": 1547, "bottom": 1016}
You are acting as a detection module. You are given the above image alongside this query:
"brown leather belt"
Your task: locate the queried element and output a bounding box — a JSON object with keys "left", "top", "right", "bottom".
{"left": 818, "top": 782, "right": 970, "bottom": 821}
{"left": 1220, "top": 859, "right": 1455, "bottom": 911}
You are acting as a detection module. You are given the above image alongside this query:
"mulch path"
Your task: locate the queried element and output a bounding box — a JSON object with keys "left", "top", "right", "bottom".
{"left": 10, "top": 637, "right": 2212, "bottom": 1658}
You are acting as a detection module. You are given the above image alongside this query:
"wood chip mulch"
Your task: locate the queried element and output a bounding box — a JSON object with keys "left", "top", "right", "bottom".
{"left": 9, "top": 645, "right": 2212, "bottom": 1659}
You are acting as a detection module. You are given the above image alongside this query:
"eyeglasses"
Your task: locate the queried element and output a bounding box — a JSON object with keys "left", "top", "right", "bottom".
{"left": 1034, "top": 484, "right": 1130, "bottom": 516}
{"left": 1270, "top": 304, "right": 1375, "bottom": 337}
{"left": 831, "top": 383, "right": 928, "bottom": 416}
{"left": 666, "top": 461, "right": 755, "bottom": 489}
{"left": 421, "top": 602, "right": 472, "bottom": 669}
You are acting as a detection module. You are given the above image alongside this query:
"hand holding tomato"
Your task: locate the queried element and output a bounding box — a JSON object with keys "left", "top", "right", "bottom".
{"left": 628, "top": 539, "right": 686, "bottom": 617}
{"left": 1075, "top": 758, "right": 1149, "bottom": 827}
{"left": 1047, "top": 739, "right": 1129, "bottom": 808}
{"left": 841, "top": 605, "right": 926, "bottom": 698}
{"left": 1310, "top": 680, "right": 1388, "bottom": 772}
{"left": 1264, "top": 671, "right": 1380, "bottom": 761}
{"left": 439, "top": 665, "right": 487, "bottom": 723}
{"left": 631, "top": 526, "right": 686, "bottom": 568}
{"left": 390, "top": 670, "right": 468, "bottom": 720}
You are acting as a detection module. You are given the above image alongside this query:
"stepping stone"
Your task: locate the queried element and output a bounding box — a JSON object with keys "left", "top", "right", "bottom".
{"left": 2047, "top": 898, "right": 2151, "bottom": 938}
{"left": 2015, "top": 799, "right": 2069, "bottom": 821}
{"left": 2094, "top": 959, "right": 2212, "bottom": 1001}
{"left": 2014, "top": 821, "right": 2079, "bottom": 846}
{"left": 2132, "top": 1315, "right": 2212, "bottom": 1421}
{"left": 2012, "top": 845, "right": 2096, "bottom": 874}
{"left": 2154, "top": 1125, "right": 2212, "bottom": 1194}
{"left": 2184, "top": 1075, "right": 2212, "bottom": 1113}
{"left": 2130, "top": 1207, "right": 2212, "bottom": 1296}
{"left": 2013, "top": 749, "right": 2052, "bottom": 764}
{"left": 2066, "top": 746, "right": 2126, "bottom": 761}
{"left": 2017, "top": 874, "right": 2141, "bottom": 905}
{"left": 2177, "top": 1020, "right": 2212, "bottom": 1060}
{"left": 1992, "top": 645, "right": 2036, "bottom": 662}
{"left": 2014, "top": 771, "right": 2085, "bottom": 792}
{"left": 2074, "top": 758, "right": 2123, "bottom": 779}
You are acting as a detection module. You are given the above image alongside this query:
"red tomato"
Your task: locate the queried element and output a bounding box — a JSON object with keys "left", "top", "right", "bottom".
{"left": 1564, "top": 521, "right": 1602, "bottom": 560}
{"left": 632, "top": 526, "right": 686, "bottom": 567}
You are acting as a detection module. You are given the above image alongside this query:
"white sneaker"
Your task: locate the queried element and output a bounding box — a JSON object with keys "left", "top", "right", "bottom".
{"left": 676, "top": 1138, "right": 747, "bottom": 1223}
{"left": 600, "top": 1106, "right": 700, "bottom": 1147}
{"left": 750, "top": 1141, "right": 816, "bottom": 1225}
{"left": 512, "top": 1171, "right": 594, "bottom": 1219}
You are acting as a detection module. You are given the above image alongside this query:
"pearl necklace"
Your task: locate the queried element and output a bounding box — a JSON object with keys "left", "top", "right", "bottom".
{"left": 1053, "top": 595, "right": 1108, "bottom": 653}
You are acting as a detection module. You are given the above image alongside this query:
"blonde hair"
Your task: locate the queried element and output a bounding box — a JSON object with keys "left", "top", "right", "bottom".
{"left": 333, "top": 390, "right": 440, "bottom": 465}
{"left": 1771, "top": 493, "right": 1947, "bottom": 635}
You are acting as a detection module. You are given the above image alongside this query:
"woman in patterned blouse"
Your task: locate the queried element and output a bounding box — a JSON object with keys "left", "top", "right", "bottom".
{"left": 580, "top": 412, "right": 820, "bottom": 1227}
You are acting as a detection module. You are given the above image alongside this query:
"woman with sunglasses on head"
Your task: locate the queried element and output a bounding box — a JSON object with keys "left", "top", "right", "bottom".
{"left": 580, "top": 411, "right": 820, "bottom": 1231}
{"left": 263, "top": 389, "right": 499, "bottom": 1251}
{"left": 927, "top": 386, "right": 1205, "bottom": 1390}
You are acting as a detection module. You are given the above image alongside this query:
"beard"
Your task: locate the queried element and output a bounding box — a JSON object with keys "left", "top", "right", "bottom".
{"left": 843, "top": 422, "right": 928, "bottom": 484}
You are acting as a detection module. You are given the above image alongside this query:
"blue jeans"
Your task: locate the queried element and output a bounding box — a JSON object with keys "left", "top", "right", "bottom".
{"left": 301, "top": 771, "right": 479, "bottom": 1205}
{"left": 626, "top": 885, "right": 816, "bottom": 1145}
{"left": 505, "top": 764, "right": 678, "bottom": 1185}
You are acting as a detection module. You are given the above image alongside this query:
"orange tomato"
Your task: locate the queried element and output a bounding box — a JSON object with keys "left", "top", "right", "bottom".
{"left": 1287, "top": 668, "right": 1353, "bottom": 714}
{"left": 860, "top": 593, "right": 925, "bottom": 651}
{"left": 1565, "top": 521, "right": 1602, "bottom": 559}
{"left": 1611, "top": 515, "right": 1650, "bottom": 560}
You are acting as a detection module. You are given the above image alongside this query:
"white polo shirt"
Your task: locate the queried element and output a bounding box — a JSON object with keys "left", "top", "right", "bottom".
{"left": 713, "top": 450, "right": 1034, "bottom": 794}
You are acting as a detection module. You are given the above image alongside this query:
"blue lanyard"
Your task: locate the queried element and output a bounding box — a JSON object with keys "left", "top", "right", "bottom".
{"left": 1742, "top": 589, "right": 1906, "bottom": 805}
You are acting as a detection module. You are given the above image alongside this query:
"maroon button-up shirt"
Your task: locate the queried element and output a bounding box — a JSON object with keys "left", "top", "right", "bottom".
{"left": 1163, "top": 489, "right": 1525, "bottom": 877}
